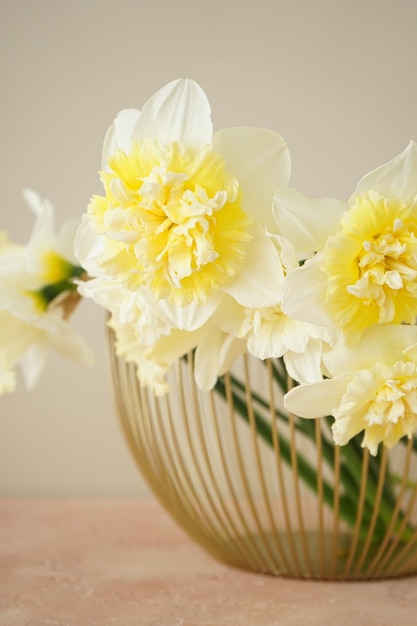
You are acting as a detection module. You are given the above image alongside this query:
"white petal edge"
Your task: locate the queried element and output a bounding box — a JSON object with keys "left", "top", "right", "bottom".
{"left": 133, "top": 78, "right": 213, "bottom": 147}
{"left": 213, "top": 126, "right": 291, "bottom": 228}
{"left": 101, "top": 108, "right": 141, "bottom": 170}
{"left": 194, "top": 328, "right": 245, "bottom": 391}
{"left": 323, "top": 324, "right": 417, "bottom": 377}
{"left": 20, "top": 343, "right": 47, "bottom": 390}
{"left": 283, "top": 373, "right": 353, "bottom": 419}
{"left": 42, "top": 314, "right": 95, "bottom": 367}
{"left": 73, "top": 216, "right": 105, "bottom": 273}
{"left": 284, "top": 339, "right": 324, "bottom": 384}
{"left": 272, "top": 188, "right": 346, "bottom": 254}
{"left": 22, "top": 189, "right": 45, "bottom": 217}
{"left": 281, "top": 255, "right": 335, "bottom": 327}
{"left": 57, "top": 218, "right": 82, "bottom": 264}
{"left": 150, "top": 327, "right": 204, "bottom": 365}
{"left": 155, "top": 294, "right": 221, "bottom": 332}
{"left": 352, "top": 140, "right": 417, "bottom": 200}
{"left": 222, "top": 225, "right": 283, "bottom": 308}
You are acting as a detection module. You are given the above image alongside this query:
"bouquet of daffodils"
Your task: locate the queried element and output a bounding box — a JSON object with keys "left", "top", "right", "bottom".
{"left": 3, "top": 78, "right": 417, "bottom": 466}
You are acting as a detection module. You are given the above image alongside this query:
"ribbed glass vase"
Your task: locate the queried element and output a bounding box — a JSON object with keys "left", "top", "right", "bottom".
{"left": 109, "top": 336, "right": 417, "bottom": 580}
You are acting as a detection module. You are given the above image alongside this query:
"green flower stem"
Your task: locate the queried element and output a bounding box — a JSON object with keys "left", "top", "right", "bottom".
{"left": 215, "top": 358, "right": 415, "bottom": 543}
{"left": 38, "top": 278, "right": 79, "bottom": 304}
{"left": 228, "top": 369, "right": 370, "bottom": 521}
{"left": 214, "top": 376, "right": 361, "bottom": 531}
{"left": 271, "top": 362, "right": 400, "bottom": 518}
{"left": 69, "top": 264, "right": 87, "bottom": 278}
{"left": 253, "top": 364, "right": 375, "bottom": 517}
{"left": 32, "top": 266, "right": 86, "bottom": 310}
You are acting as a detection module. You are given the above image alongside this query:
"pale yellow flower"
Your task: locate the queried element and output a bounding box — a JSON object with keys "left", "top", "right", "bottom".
{"left": 0, "top": 192, "right": 93, "bottom": 393}
{"left": 184, "top": 235, "right": 336, "bottom": 389}
{"left": 275, "top": 142, "right": 417, "bottom": 335}
{"left": 75, "top": 79, "right": 290, "bottom": 333}
{"left": 108, "top": 317, "right": 172, "bottom": 396}
{"left": 322, "top": 189, "right": 417, "bottom": 332}
{"left": 284, "top": 324, "right": 417, "bottom": 455}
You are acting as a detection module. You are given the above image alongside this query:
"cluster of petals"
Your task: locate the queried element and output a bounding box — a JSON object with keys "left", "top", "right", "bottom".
{"left": 274, "top": 141, "right": 417, "bottom": 453}
{"left": 75, "top": 78, "right": 308, "bottom": 393}
{"left": 0, "top": 191, "right": 93, "bottom": 394}
{"left": 73, "top": 77, "right": 417, "bottom": 455}
{"left": 284, "top": 325, "right": 417, "bottom": 455}
{"left": 5, "top": 76, "right": 417, "bottom": 460}
{"left": 274, "top": 141, "right": 417, "bottom": 336}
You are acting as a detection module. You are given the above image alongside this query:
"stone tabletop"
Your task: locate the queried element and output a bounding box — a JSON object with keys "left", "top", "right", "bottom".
{"left": 1, "top": 497, "right": 416, "bottom": 625}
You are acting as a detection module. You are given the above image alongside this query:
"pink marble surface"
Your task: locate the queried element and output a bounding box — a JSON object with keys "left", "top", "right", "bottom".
{"left": 0, "top": 497, "right": 417, "bottom": 625}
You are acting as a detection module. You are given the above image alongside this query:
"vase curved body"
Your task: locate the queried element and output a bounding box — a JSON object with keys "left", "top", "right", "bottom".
{"left": 109, "top": 340, "right": 417, "bottom": 580}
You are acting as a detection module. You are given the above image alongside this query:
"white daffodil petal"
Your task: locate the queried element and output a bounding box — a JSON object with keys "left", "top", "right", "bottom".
{"left": 20, "top": 342, "right": 47, "bottom": 390}
{"left": 0, "top": 193, "right": 92, "bottom": 394}
{"left": 133, "top": 78, "right": 213, "bottom": 146}
{"left": 284, "top": 339, "right": 324, "bottom": 384}
{"left": 280, "top": 319, "right": 310, "bottom": 353}
{"left": 271, "top": 234, "right": 299, "bottom": 272}
{"left": 353, "top": 141, "right": 417, "bottom": 199}
{"left": 0, "top": 312, "right": 38, "bottom": 363}
{"left": 42, "top": 314, "right": 95, "bottom": 366}
{"left": 0, "top": 247, "right": 26, "bottom": 282}
{"left": 194, "top": 328, "right": 244, "bottom": 391}
{"left": 210, "top": 295, "right": 245, "bottom": 334}
{"left": 217, "top": 337, "right": 247, "bottom": 377}
{"left": 109, "top": 318, "right": 172, "bottom": 396}
{"left": 22, "top": 188, "right": 45, "bottom": 217}
{"left": 272, "top": 188, "right": 346, "bottom": 254}
{"left": 194, "top": 327, "right": 225, "bottom": 390}
{"left": 281, "top": 256, "right": 335, "bottom": 327}
{"left": 223, "top": 226, "right": 283, "bottom": 308}
{"left": 57, "top": 218, "right": 83, "bottom": 264}
{"left": 155, "top": 294, "right": 221, "bottom": 332}
{"left": 26, "top": 200, "right": 57, "bottom": 270}
{"left": 213, "top": 126, "right": 291, "bottom": 227}
{"left": 101, "top": 108, "right": 141, "bottom": 171}
{"left": 77, "top": 276, "right": 128, "bottom": 316}
{"left": 323, "top": 324, "right": 417, "bottom": 377}
{"left": 246, "top": 315, "right": 286, "bottom": 360}
{"left": 284, "top": 373, "right": 353, "bottom": 418}
{"left": 150, "top": 327, "right": 204, "bottom": 365}
{"left": 73, "top": 217, "right": 105, "bottom": 274}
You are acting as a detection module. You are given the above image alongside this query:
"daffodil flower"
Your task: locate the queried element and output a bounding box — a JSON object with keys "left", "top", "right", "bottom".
{"left": 0, "top": 192, "right": 93, "bottom": 393}
{"left": 274, "top": 142, "right": 417, "bottom": 335}
{"left": 162, "top": 234, "right": 336, "bottom": 391}
{"left": 284, "top": 324, "right": 417, "bottom": 455}
{"left": 233, "top": 234, "right": 337, "bottom": 382}
{"left": 108, "top": 317, "right": 173, "bottom": 396}
{"left": 75, "top": 78, "right": 291, "bottom": 334}
{"left": 189, "top": 234, "right": 336, "bottom": 387}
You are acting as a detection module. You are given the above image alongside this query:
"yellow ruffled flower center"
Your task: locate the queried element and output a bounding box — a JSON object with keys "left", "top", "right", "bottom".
{"left": 40, "top": 250, "right": 75, "bottom": 283}
{"left": 27, "top": 252, "right": 84, "bottom": 312}
{"left": 321, "top": 191, "right": 417, "bottom": 333}
{"left": 88, "top": 139, "right": 253, "bottom": 305}
{"left": 332, "top": 361, "right": 417, "bottom": 455}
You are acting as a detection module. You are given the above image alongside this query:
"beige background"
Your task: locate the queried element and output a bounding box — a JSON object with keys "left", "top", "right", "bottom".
{"left": 1, "top": 0, "right": 416, "bottom": 495}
